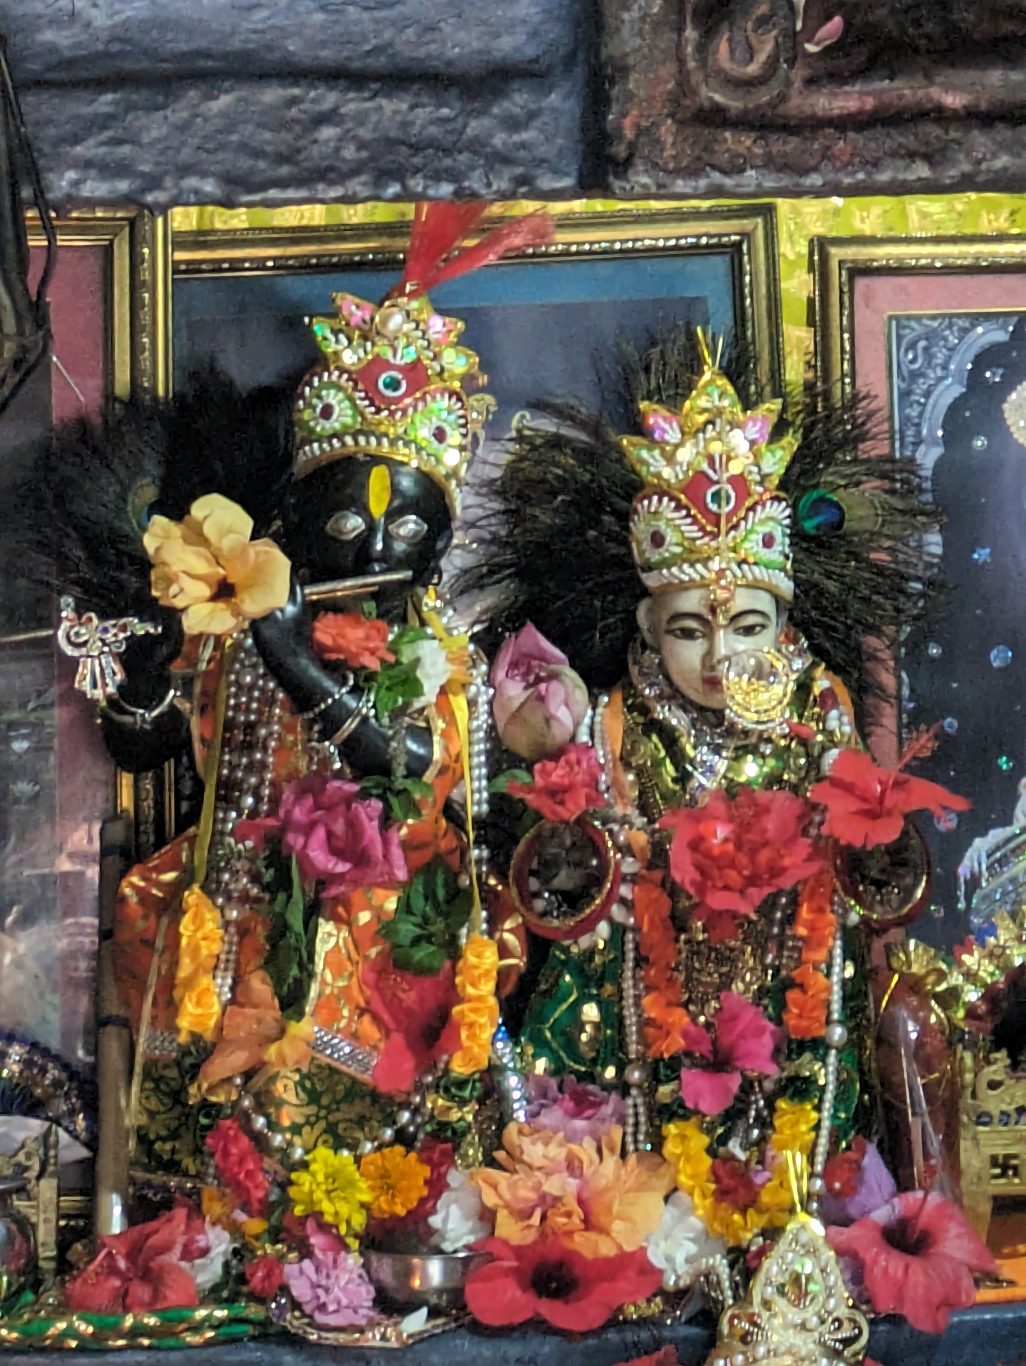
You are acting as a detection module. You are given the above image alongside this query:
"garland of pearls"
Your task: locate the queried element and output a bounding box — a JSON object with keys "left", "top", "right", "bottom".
{"left": 806, "top": 893, "right": 849, "bottom": 1214}
{"left": 209, "top": 634, "right": 285, "bottom": 1003}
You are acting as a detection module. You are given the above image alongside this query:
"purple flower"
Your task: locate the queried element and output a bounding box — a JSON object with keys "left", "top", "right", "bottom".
{"left": 820, "top": 1141, "right": 897, "bottom": 1226}
{"left": 283, "top": 1248, "right": 376, "bottom": 1328}
{"left": 525, "top": 1076, "right": 626, "bottom": 1146}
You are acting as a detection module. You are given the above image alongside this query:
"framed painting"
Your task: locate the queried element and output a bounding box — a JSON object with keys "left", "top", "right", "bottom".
{"left": 169, "top": 202, "right": 783, "bottom": 439}
{"left": 0, "top": 209, "right": 164, "bottom": 1173}
{"left": 813, "top": 235, "right": 1026, "bottom": 940}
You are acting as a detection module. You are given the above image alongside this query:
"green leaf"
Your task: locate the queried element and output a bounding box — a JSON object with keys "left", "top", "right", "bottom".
{"left": 489, "top": 768, "right": 533, "bottom": 794}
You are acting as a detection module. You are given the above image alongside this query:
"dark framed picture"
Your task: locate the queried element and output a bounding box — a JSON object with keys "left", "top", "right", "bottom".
{"left": 814, "top": 235, "right": 1026, "bottom": 938}
{"left": 170, "top": 202, "right": 784, "bottom": 444}
{"left": 0, "top": 210, "right": 162, "bottom": 1091}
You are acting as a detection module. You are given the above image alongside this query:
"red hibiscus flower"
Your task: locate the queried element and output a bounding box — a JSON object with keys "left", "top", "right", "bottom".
{"left": 245, "top": 1253, "right": 285, "bottom": 1300}
{"left": 312, "top": 611, "right": 395, "bottom": 671}
{"left": 827, "top": 1190, "right": 995, "bottom": 1334}
{"left": 507, "top": 744, "right": 606, "bottom": 823}
{"left": 365, "top": 953, "right": 460, "bottom": 1094}
{"left": 64, "top": 1205, "right": 202, "bottom": 1313}
{"left": 809, "top": 749, "right": 969, "bottom": 850}
{"left": 206, "top": 1117, "right": 268, "bottom": 1217}
{"left": 660, "top": 788, "right": 823, "bottom": 942}
{"left": 679, "top": 991, "right": 779, "bottom": 1115}
{"left": 465, "top": 1236, "right": 661, "bottom": 1332}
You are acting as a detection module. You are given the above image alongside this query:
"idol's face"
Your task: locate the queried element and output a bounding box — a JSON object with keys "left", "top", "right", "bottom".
{"left": 282, "top": 456, "right": 452, "bottom": 611}
{"left": 638, "top": 584, "right": 781, "bottom": 710}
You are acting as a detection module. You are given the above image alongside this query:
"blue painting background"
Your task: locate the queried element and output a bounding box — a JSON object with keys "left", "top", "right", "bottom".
{"left": 172, "top": 251, "right": 741, "bottom": 455}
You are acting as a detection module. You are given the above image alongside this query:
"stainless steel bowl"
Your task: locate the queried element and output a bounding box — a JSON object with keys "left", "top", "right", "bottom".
{"left": 362, "top": 1247, "right": 488, "bottom": 1311}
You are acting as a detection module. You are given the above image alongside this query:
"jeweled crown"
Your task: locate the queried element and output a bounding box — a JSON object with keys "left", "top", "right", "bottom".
{"left": 621, "top": 336, "right": 797, "bottom": 600}
{"left": 292, "top": 291, "right": 495, "bottom": 513}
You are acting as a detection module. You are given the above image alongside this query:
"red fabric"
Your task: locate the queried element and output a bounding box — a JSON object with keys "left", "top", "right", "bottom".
{"left": 365, "top": 954, "right": 460, "bottom": 1094}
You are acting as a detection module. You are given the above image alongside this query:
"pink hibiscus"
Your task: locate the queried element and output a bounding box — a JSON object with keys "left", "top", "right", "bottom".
{"left": 679, "top": 992, "right": 779, "bottom": 1116}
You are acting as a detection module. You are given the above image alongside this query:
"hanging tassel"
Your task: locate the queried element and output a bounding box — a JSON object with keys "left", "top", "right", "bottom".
{"left": 390, "top": 201, "right": 554, "bottom": 300}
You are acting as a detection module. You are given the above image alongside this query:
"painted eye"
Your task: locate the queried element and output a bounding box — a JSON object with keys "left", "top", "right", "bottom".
{"left": 376, "top": 370, "right": 407, "bottom": 399}
{"left": 388, "top": 514, "right": 428, "bottom": 545}
{"left": 325, "top": 509, "right": 366, "bottom": 543}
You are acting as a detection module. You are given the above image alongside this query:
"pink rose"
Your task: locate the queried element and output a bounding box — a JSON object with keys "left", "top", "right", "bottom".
{"left": 525, "top": 1075, "right": 626, "bottom": 1146}
{"left": 278, "top": 774, "right": 407, "bottom": 897}
{"left": 491, "top": 623, "right": 590, "bottom": 761}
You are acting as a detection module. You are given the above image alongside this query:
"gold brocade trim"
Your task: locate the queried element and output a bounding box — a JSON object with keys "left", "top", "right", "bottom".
{"left": 0, "top": 1302, "right": 265, "bottom": 1350}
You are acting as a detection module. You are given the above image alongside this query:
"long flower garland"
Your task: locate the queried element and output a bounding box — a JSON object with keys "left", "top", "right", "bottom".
{"left": 663, "top": 1100, "right": 818, "bottom": 1247}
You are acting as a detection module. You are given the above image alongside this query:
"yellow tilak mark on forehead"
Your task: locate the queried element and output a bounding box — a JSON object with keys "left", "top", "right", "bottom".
{"left": 367, "top": 462, "right": 391, "bottom": 520}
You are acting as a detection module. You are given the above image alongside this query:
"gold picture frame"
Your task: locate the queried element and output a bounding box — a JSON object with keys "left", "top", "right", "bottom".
{"left": 169, "top": 200, "right": 784, "bottom": 401}
{"left": 813, "top": 233, "right": 1026, "bottom": 395}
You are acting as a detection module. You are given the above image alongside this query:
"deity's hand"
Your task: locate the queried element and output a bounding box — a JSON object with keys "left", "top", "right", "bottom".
{"left": 99, "top": 604, "right": 189, "bottom": 771}
{"left": 250, "top": 577, "right": 314, "bottom": 683}
{"left": 112, "top": 604, "right": 183, "bottom": 703}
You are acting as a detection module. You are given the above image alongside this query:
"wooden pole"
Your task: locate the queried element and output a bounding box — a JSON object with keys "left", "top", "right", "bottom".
{"left": 93, "top": 814, "right": 132, "bottom": 1238}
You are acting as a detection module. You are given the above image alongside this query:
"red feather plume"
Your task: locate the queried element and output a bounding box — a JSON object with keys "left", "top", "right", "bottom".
{"left": 391, "top": 202, "right": 554, "bottom": 300}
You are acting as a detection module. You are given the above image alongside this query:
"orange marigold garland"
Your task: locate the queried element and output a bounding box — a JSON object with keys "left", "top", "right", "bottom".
{"left": 782, "top": 867, "right": 837, "bottom": 1041}
{"left": 634, "top": 873, "right": 690, "bottom": 1059}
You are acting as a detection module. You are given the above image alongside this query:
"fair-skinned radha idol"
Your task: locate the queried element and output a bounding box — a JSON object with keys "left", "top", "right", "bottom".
{"left": 458, "top": 331, "right": 990, "bottom": 1360}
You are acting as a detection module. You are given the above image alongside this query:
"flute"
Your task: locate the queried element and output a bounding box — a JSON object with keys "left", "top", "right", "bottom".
{"left": 301, "top": 569, "right": 413, "bottom": 602}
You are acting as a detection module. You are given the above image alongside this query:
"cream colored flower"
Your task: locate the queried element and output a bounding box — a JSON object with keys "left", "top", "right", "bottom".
{"left": 144, "top": 493, "right": 291, "bottom": 636}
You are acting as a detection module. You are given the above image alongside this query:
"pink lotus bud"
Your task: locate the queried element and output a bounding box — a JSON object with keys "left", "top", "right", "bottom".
{"left": 490, "top": 623, "right": 590, "bottom": 761}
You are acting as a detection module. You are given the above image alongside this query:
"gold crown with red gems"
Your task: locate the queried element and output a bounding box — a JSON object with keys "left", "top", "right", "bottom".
{"left": 620, "top": 333, "right": 797, "bottom": 601}
{"left": 292, "top": 291, "right": 495, "bottom": 514}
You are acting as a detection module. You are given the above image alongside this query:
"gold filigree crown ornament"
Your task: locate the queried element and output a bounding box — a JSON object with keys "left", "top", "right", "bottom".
{"left": 706, "top": 1214, "right": 869, "bottom": 1366}
{"left": 292, "top": 204, "right": 553, "bottom": 513}
{"left": 620, "top": 332, "right": 797, "bottom": 604}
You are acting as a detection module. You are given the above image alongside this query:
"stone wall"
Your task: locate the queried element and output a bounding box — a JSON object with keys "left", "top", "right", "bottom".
{"left": 4, "top": 0, "right": 1026, "bottom": 206}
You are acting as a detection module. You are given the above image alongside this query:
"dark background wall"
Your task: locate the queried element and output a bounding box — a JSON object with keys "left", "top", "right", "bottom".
{"left": 5, "top": 0, "right": 1026, "bottom": 209}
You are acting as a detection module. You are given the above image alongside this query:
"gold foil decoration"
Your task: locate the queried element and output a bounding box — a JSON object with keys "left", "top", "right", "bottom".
{"left": 705, "top": 1215, "right": 868, "bottom": 1366}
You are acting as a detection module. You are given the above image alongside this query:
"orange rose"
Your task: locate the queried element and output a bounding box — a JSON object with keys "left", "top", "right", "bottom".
{"left": 312, "top": 612, "right": 394, "bottom": 671}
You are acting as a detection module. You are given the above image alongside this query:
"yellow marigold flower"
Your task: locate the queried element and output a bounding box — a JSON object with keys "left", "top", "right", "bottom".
{"left": 289, "top": 1146, "right": 371, "bottom": 1245}
{"left": 176, "top": 979, "right": 222, "bottom": 1042}
{"left": 451, "top": 997, "right": 500, "bottom": 1075}
{"left": 770, "top": 1100, "right": 818, "bottom": 1156}
{"left": 175, "top": 885, "right": 223, "bottom": 987}
{"left": 662, "top": 1117, "right": 713, "bottom": 1194}
{"left": 201, "top": 1186, "right": 235, "bottom": 1227}
{"left": 456, "top": 934, "right": 499, "bottom": 998}
{"left": 359, "top": 1145, "right": 430, "bottom": 1220}
{"left": 145, "top": 492, "right": 291, "bottom": 637}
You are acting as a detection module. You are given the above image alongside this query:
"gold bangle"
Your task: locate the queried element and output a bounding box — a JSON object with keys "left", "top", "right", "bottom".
{"left": 326, "top": 691, "right": 373, "bottom": 746}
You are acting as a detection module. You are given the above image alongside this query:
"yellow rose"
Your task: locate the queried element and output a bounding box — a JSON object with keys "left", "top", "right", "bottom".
{"left": 176, "top": 979, "right": 222, "bottom": 1042}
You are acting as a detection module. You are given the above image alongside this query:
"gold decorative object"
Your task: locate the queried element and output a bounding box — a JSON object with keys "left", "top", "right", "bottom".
{"left": 0, "top": 1125, "right": 59, "bottom": 1286}
{"left": 722, "top": 647, "right": 797, "bottom": 732}
{"left": 960, "top": 1046, "right": 1026, "bottom": 1241}
{"left": 1003, "top": 379, "right": 1026, "bottom": 448}
{"left": 705, "top": 1215, "right": 868, "bottom": 1366}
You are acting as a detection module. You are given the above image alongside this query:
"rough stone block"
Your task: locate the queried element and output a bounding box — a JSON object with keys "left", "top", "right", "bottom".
{"left": 21, "top": 72, "right": 585, "bottom": 209}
